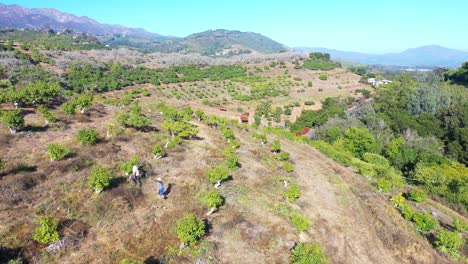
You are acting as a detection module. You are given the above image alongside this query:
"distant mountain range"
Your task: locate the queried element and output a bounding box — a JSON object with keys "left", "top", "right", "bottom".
{"left": 295, "top": 46, "right": 468, "bottom": 68}
{"left": 0, "top": 3, "right": 160, "bottom": 39}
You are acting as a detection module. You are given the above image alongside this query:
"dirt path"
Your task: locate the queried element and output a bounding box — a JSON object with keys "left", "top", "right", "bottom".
{"left": 279, "top": 139, "right": 450, "bottom": 264}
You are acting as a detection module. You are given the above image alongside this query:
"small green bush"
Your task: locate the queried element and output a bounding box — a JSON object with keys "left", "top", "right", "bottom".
{"left": 271, "top": 139, "right": 281, "bottom": 153}
{"left": 1, "top": 109, "right": 24, "bottom": 133}
{"left": 284, "top": 184, "right": 301, "bottom": 202}
{"left": 390, "top": 193, "right": 405, "bottom": 207}
{"left": 47, "top": 144, "right": 72, "bottom": 161}
{"left": 453, "top": 217, "right": 468, "bottom": 232}
{"left": 175, "top": 214, "right": 206, "bottom": 246}
{"left": 290, "top": 213, "right": 310, "bottom": 232}
{"left": 7, "top": 258, "right": 23, "bottom": 264}
{"left": 290, "top": 242, "right": 329, "bottom": 264}
{"left": 88, "top": 165, "right": 111, "bottom": 192}
{"left": 435, "top": 230, "right": 463, "bottom": 259}
{"left": 376, "top": 178, "right": 392, "bottom": 192}
{"left": 282, "top": 162, "right": 295, "bottom": 172}
{"left": 276, "top": 151, "right": 290, "bottom": 161}
{"left": 37, "top": 105, "right": 56, "bottom": 123}
{"left": 224, "top": 152, "right": 239, "bottom": 170}
{"left": 408, "top": 188, "right": 427, "bottom": 203}
{"left": 207, "top": 165, "right": 230, "bottom": 184}
{"left": 319, "top": 74, "right": 328, "bottom": 81}
{"left": 152, "top": 144, "right": 166, "bottom": 159}
{"left": 106, "top": 123, "right": 124, "bottom": 137}
{"left": 32, "top": 216, "right": 60, "bottom": 244}
{"left": 304, "top": 100, "right": 315, "bottom": 105}
{"left": 202, "top": 189, "right": 224, "bottom": 209}
{"left": 310, "top": 140, "right": 352, "bottom": 167}
{"left": 61, "top": 100, "right": 76, "bottom": 115}
{"left": 412, "top": 212, "right": 437, "bottom": 232}
{"left": 76, "top": 129, "right": 99, "bottom": 146}
{"left": 119, "top": 156, "right": 139, "bottom": 174}
{"left": 400, "top": 203, "right": 416, "bottom": 221}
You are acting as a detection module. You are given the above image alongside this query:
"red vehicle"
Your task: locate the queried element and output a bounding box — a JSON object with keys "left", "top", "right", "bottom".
{"left": 240, "top": 112, "right": 249, "bottom": 123}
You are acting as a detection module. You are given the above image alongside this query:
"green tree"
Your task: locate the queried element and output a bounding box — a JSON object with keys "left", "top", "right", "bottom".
{"left": 271, "top": 139, "right": 281, "bottom": 153}
{"left": 88, "top": 165, "right": 111, "bottom": 193}
{"left": 47, "top": 144, "right": 72, "bottom": 161}
{"left": 116, "top": 101, "right": 151, "bottom": 129}
{"left": 284, "top": 184, "right": 301, "bottom": 202}
{"left": 207, "top": 165, "right": 230, "bottom": 187}
{"left": 435, "top": 230, "right": 463, "bottom": 259}
{"left": 175, "top": 214, "right": 206, "bottom": 246}
{"left": 343, "top": 127, "right": 376, "bottom": 159}
{"left": 32, "top": 216, "right": 60, "bottom": 244}
{"left": 1, "top": 109, "right": 24, "bottom": 133}
{"left": 290, "top": 242, "right": 329, "bottom": 264}
{"left": 76, "top": 129, "right": 99, "bottom": 146}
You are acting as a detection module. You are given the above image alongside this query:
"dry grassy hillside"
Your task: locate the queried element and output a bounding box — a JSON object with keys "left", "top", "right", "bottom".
{"left": 0, "top": 88, "right": 453, "bottom": 263}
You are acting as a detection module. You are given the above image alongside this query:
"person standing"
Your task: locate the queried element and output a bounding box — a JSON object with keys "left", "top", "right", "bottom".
{"left": 156, "top": 177, "right": 166, "bottom": 199}
{"left": 131, "top": 164, "right": 142, "bottom": 187}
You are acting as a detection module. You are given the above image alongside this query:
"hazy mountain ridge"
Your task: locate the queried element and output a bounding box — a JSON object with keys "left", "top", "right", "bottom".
{"left": 296, "top": 45, "right": 468, "bottom": 68}
{"left": 102, "top": 29, "right": 289, "bottom": 55}
{"left": 0, "top": 3, "right": 161, "bottom": 39}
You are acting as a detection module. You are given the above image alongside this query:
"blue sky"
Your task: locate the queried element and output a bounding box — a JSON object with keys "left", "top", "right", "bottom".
{"left": 2, "top": 0, "right": 468, "bottom": 53}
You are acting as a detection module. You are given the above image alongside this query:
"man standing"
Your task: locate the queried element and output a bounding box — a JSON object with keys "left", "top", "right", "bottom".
{"left": 156, "top": 177, "right": 166, "bottom": 199}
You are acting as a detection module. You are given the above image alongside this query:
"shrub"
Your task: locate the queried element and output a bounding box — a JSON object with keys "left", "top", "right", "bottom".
{"left": 453, "top": 217, "right": 468, "bottom": 232}
{"left": 412, "top": 212, "right": 437, "bottom": 232}
{"left": 224, "top": 152, "right": 239, "bottom": 170}
{"left": 290, "top": 242, "right": 329, "bottom": 264}
{"left": 271, "top": 139, "right": 281, "bottom": 153}
{"left": 61, "top": 100, "right": 76, "bottom": 115}
{"left": 88, "top": 165, "right": 111, "bottom": 192}
{"left": 152, "top": 144, "right": 166, "bottom": 159}
{"left": 76, "top": 129, "right": 99, "bottom": 146}
{"left": 307, "top": 81, "right": 313, "bottom": 87}
{"left": 310, "top": 140, "right": 352, "bottom": 167}
{"left": 32, "top": 216, "right": 60, "bottom": 244}
{"left": 400, "top": 203, "right": 416, "bottom": 221}
{"left": 284, "top": 108, "right": 292, "bottom": 116}
{"left": 47, "top": 144, "right": 72, "bottom": 161}
{"left": 282, "top": 162, "right": 295, "bottom": 172}
{"left": 435, "top": 230, "right": 463, "bottom": 259}
{"left": 116, "top": 102, "right": 151, "bottom": 129}
{"left": 119, "top": 156, "right": 139, "bottom": 175}
{"left": 175, "top": 214, "right": 206, "bottom": 246}
{"left": 207, "top": 165, "right": 230, "bottom": 184}
{"left": 37, "top": 105, "right": 56, "bottom": 123}
{"left": 319, "top": 74, "right": 328, "bottom": 81}
{"left": 305, "top": 100, "right": 315, "bottom": 105}
{"left": 202, "top": 189, "right": 224, "bottom": 209}
{"left": 221, "top": 126, "right": 235, "bottom": 141}
{"left": 390, "top": 193, "right": 406, "bottom": 207}
{"left": 229, "top": 139, "right": 240, "bottom": 149}
{"left": 362, "top": 153, "right": 390, "bottom": 167}
{"left": 284, "top": 184, "right": 301, "bottom": 202}
{"left": 290, "top": 213, "right": 310, "bottom": 232}
{"left": 106, "top": 123, "right": 124, "bottom": 137}
{"left": 276, "top": 151, "right": 290, "bottom": 161}
{"left": 1, "top": 109, "right": 24, "bottom": 133}
{"left": 376, "top": 178, "right": 392, "bottom": 192}
{"left": 408, "top": 188, "right": 427, "bottom": 203}
{"left": 343, "top": 127, "right": 376, "bottom": 159}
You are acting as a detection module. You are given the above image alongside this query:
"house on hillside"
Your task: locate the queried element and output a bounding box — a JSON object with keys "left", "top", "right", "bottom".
{"left": 368, "top": 78, "right": 392, "bottom": 86}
